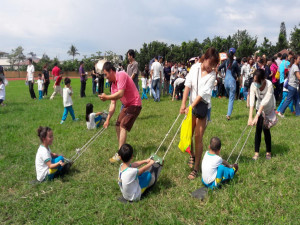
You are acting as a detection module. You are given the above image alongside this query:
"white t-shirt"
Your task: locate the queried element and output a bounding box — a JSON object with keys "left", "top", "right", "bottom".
{"left": 184, "top": 63, "right": 216, "bottom": 108}
{"left": 27, "top": 64, "right": 35, "bottom": 81}
{"left": 63, "top": 87, "right": 73, "bottom": 107}
{"left": 174, "top": 77, "right": 185, "bottom": 89}
{"left": 201, "top": 151, "right": 223, "bottom": 184}
{"left": 37, "top": 79, "right": 44, "bottom": 91}
{"left": 0, "top": 83, "right": 5, "bottom": 100}
{"left": 241, "top": 63, "right": 250, "bottom": 87}
{"left": 171, "top": 66, "right": 178, "bottom": 79}
{"left": 288, "top": 64, "right": 300, "bottom": 89}
{"left": 86, "top": 113, "right": 97, "bottom": 129}
{"left": 35, "top": 145, "right": 52, "bottom": 182}
{"left": 118, "top": 164, "right": 141, "bottom": 201}
{"left": 151, "top": 61, "right": 162, "bottom": 80}
{"left": 141, "top": 77, "right": 147, "bottom": 89}
{"left": 249, "top": 79, "right": 276, "bottom": 114}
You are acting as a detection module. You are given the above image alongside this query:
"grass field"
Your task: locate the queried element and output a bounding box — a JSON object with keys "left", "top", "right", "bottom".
{"left": 1, "top": 79, "right": 300, "bottom": 224}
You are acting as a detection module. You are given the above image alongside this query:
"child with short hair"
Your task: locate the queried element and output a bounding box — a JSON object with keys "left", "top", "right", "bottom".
{"left": 118, "top": 144, "right": 162, "bottom": 201}
{"left": 35, "top": 126, "right": 65, "bottom": 181}
{"left": 0, "top": 78, "right": 6, "bottom": 106}
{"left": 201, "top": 137, "right": 238, "bottom": 189}
{"left": 86, "top": 103, "right": 104, "bottom": 129}
{"left": 60, "top": 78, "right": 78, "bottom": 124}
{"left": 36, "top": 74, "right": 44, "bottom": 100}
{"left": 141, "top": 72, "right": 148, "bottom": 100}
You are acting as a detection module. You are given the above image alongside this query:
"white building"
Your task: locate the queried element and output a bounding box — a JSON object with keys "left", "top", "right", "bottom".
{"left": 0, "top": 52, "right": 11, "bottom": 70}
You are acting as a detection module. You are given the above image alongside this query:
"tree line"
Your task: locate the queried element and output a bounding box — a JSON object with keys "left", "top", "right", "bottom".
{"left": 6, "top": 22, "right": 300, "bottom": 72}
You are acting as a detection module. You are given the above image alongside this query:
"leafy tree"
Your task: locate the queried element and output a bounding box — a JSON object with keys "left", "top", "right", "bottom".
{"left": 259, "top": 37, "right": 277, "bottom": 57}
{"left": 67, "top": 45, "right": 80, "bottom": 61}
{"left": 8, "top": 46, "right": 26, "bottom": 73}
{"left": 232, "top": 30, "right": 257, "bottom": 58}
{"left": 28, "top": 52, "right": 36, "bottom": 58}
{"left": 276, "top": 22, "right": 289, "bottom": 51}
{"left": 290, "top": 24, "right": 300, "bottom": 54}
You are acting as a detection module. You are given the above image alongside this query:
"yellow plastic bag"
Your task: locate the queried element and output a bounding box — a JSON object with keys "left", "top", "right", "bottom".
{"left": 178, "top": 106, "right": 192, "bottom": 153}
{"left": 275, "top": 70, "right": 280, "bottom": 80}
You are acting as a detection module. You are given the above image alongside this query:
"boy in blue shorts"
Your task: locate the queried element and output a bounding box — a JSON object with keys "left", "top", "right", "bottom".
{"left": 118, "top": 144, "right": 162, "bottom": 201}
{"left": 201, "top": 137, "right": 238, "bottom": 189}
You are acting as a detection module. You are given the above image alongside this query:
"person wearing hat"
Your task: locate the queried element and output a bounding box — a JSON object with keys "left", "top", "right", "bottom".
{"left": 218, "top": 48, "right": 239, "bottom": 120}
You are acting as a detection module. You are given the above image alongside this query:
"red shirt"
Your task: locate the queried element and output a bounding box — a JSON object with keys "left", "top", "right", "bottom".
{"left": 55, "top": 76, "right": 62, "bottom": 85}
{"left": 52, "top": 66, "right": 61, "bottom": 77}
{"left": 111, "top": 71, "right": 141, "bottom": 108}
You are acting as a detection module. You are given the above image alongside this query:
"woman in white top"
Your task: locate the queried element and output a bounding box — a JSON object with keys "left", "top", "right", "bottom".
{"left": 248, "top": 69, "right": 276, "bottom": 160}
{"left": 180, "top": 48, "right": 219, "bottom": 180}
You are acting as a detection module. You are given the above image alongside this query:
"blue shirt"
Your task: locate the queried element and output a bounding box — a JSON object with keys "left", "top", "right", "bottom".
{"left": 279, "top": 60, "right": 290, "bottom": 84}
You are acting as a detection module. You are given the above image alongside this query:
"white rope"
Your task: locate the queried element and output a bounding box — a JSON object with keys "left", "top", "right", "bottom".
{"left": 154, "top": 114, "right": 181, "bottom": 155}
{"left": 227, "top": 125, "right": 248, "bottom": 161}
{"left": 234, "top": 126, "right": 253, "bottom": 164}
{"left": 162, "top": 117, "right": 185, "bottom": 160}
{"left": 72, "top": 127, "right": 106, "bottom": 163}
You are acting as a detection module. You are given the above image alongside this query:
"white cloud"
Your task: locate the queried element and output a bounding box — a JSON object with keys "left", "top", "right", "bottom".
{"left": 0, "top": 0, "right": 299, "bottom": 59}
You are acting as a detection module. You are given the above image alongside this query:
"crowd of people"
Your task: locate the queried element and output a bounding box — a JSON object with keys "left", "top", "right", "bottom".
{"left": 2, "top": 46, "right": 298, "bottom": 202}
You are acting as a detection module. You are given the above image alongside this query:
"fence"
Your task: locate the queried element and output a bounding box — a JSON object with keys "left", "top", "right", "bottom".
{"left": 4, "top": 71, "right": 83, "bottom": 78}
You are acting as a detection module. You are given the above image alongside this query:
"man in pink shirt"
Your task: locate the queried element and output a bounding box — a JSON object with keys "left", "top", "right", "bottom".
{"left": 99, "top": 62, "right": 142, "bottom": 163}
{"left": 51, "top": 63, "right": 61, "bottom": 81}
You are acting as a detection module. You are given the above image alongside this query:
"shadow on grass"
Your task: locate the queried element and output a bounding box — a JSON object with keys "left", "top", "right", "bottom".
{"left": 135, "top": 145, "right": 166, "bottom": 157}
{"left": 138, "top": 114, "right": 157, "bottom": 120}
{"left": 141, "top": 176, "right": 174, "bottom": 200}
{"left": 272, "top": 143, "right": 289, "bottom": 156}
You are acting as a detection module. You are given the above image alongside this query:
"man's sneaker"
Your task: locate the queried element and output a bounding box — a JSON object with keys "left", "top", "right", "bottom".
{"left": 73, "top": 118, "right": 79, "bottom": 121}
{"left": 278, "top": 112, "right": 285, "bottom": 118}
{"left": 232, "top": 164, "right": 239, "bottom": 174}
{"left": 60, "top": 120, "right": 64, "bottom": 124}
{"left": 109, "top": 153, "right": 120, "bottom": 163}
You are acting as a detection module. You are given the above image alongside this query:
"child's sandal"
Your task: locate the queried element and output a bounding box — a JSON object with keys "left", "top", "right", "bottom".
{"left": 188, "top": 156, "right": 195, "bottom": 169}
{"left": 266, "top": 153, "right": 272, "bottom": 160}
{"left": 252, "top": 154, "right": 259, "bottom": 160}
{"left": 188, "top": 170, "right": 198, "bottom": 180}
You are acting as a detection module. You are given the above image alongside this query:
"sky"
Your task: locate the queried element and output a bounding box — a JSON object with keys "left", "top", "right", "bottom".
{"left": 1, "top": 0, "right": 299, "bottom": 60}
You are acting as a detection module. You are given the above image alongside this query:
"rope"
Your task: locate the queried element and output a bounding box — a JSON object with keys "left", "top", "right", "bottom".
{"left": 71, "top": 127, "right": 106, "bottom": 163}
{"left": 154, "top": 114, "right": 181, "bottom": 155}
{"left": 226, "top": 125, "right": 248, "bottom": 161}
{"left": 234, "top": 126, "right": 253, "bottom": 164}
{"left": 162, "top": 117, "right": 185, "bottom": 160}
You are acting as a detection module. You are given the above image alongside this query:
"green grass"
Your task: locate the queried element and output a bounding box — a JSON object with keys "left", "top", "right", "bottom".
{"left": 1, "top": 79, "right": 300, "bottom": 224}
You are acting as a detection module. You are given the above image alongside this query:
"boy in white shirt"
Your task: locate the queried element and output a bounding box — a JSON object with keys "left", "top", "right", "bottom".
{"left": 60, "top": 78, "right": 78, "bottom": 124}
{"left": 118, "top": 144, "right": 162, "bottom": 201}
{"left": 201, "top": 137, "right": 238, "bottom": 189}
{"left": 36, "top": 74, "right": 44, "bottom": 100}
{"left": 141, "top": 72, "right": 148, "bottom": 100}
{"left": 0, "top": 78, "right": 5, "bottom": 106}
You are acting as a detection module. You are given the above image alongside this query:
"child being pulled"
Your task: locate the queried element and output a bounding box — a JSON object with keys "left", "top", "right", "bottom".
{"left": 201, "top": 137, "right": 238, "bottom": 189}
{"left": 118, "top": 144, "right": 162, "bottom": 201}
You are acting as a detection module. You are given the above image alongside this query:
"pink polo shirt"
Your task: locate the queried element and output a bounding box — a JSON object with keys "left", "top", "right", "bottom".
{"left": 111, "top": 71, "right": 141, "bottom": 107}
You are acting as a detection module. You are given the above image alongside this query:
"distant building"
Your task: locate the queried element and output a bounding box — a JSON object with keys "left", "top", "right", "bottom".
{"left": 0, "top": 51, "right": 11, "bottom": 70}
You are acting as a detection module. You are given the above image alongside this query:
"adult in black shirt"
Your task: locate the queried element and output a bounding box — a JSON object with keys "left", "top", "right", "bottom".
{"left": 91, "top": 63, "right": 97, "bottom": 94}
{"left": 163, "top": 61, "right": 171, "bottom": 95}
{"left": 42, "top": 64, "right": 50, "bottom": 96}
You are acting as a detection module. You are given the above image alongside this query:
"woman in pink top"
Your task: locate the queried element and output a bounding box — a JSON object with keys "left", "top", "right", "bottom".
{"left": 270, "top": 57, "right": 279, "bottom": 101}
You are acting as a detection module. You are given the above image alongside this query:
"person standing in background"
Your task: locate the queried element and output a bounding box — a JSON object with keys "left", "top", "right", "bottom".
{"left": 42, "top": 64, "right": 50, "bottom": 97}
{"left": 26, "top": 58, "right": 36, "bottom": 99}
{"left": 79, "top": 61, "right": 86, "bottom": 98}
{"left": 127, "top": 49, "right": 139, "bottom": 91}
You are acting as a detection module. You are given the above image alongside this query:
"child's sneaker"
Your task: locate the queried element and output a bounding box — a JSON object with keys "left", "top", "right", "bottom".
{"left": 232, "top": 164, "right": 238, "bottom": 173}
{"left": 278, "top": 112, "right": 285, "bottom": 118}
{"left": 109, "top": 153, "right": 120, "bottom": 163}
{"left": 60, "top": 120, "right": 64, "bottom": 124}
{"left": 73, "top": 118, "right": 79, "bottom": 121}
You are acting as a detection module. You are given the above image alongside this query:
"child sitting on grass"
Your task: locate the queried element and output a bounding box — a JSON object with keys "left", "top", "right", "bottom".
{"left": 201, "top": 137, "right": 238, "bottom": 189}
{"left": 60, "top": 78, "right": 78, "bottom": 124}
{"left": 86, "top": 103, "right": 104, "bottom": 129}
{"left": 118, "top": 144, "right": 162, "bottom": 201}
{"left": 0, "top": 78, "right": 6, "bottom": 106}
{"left": 35, "top": 126, "right": 65, "bottom": 181}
